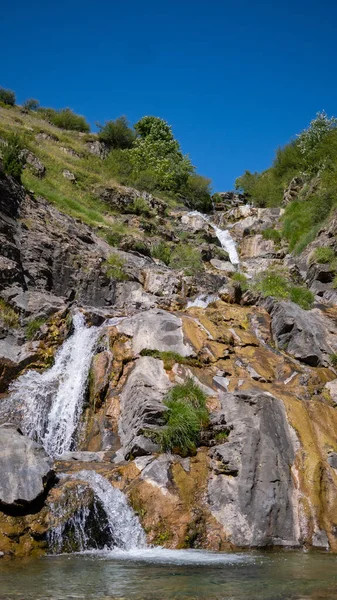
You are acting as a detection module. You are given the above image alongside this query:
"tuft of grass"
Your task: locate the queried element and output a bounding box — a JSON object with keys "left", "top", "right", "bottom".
{"left": 153, "top": 378, "right": 209, "bottom": 455}
{"left": 26, "top": 317, "right": 46, "bottom": 340}
{"left": 126, "top": 197, "right": 153, "bottom": 217}
{"left": 254, "top": 270, "right": 314, "bottom": 309}
{"left": 169, "top": 244, "right": 203, "bottom": 276}
{"left": 310, "top": 246, "right": 335, "bottom": 264}
{"left": 262, "top": 228, "right": 282, "bottom": 244}
{"left": 104, "top": 253, "right": 128, "bottom": 281}
{"left": 0, "top": 298, "right": 19, "bottom": 328}
{"left": 255, "top": 271, "right": 290, "bottom": 300}
{"left": 151, "top": 241, "right": 171, "bottom": 265}
{"left": 231, "top": 272, "right": 249, "bottom": 291}
{"left": 330, "top": 353, "right": 337, "bottom": 368}
{"left": 214, "top": 431, "right": 229, "bottom": 443}
{"left": 289, "top": 286, "right": 314, "bottom": 310}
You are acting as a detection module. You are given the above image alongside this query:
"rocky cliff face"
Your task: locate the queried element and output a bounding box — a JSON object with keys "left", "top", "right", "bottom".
{"left": 2, "top": 165, "right": 337, "bottom": 557}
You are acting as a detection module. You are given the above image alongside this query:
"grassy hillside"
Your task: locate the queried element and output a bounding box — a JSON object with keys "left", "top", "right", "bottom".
{"left": 235, "top": 112, "right": 337, "bottom": 254}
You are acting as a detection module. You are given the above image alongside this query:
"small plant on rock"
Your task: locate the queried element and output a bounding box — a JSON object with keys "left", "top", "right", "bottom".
{"left": 155, "top": 378, "right": 209, "bottom": 455}
{"left": 330, "top": 353, "right": 337, "bottom": 368}
{"left": 0, "top": 298, "right": 19, "bottom": 328}
{"left": 26, "top": 317, "right": 46, "bottom": 340}
{"left": 1, "top": 133, "right": 25, "bottom": 180}
{"left": 311, "top": 247, "right": 335, "bottom": 264}
{"left": 262, "top": 228, "right": 282, "bottom": 244}
{"left": 289, "top": 286, "right": 314, "bottom": 310}
{"left": 170, "top": 244, "right": 203, "bottom": 276}
{"left": 151, "top": 241, "right": 171, "bottom": 265}
{"left": 104, "top": 253, "right": 128, "bottom": 281}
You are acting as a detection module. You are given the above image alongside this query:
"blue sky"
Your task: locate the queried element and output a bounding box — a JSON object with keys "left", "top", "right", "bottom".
{"left": 1, "top": 0, "right": 337, "bottom": 190}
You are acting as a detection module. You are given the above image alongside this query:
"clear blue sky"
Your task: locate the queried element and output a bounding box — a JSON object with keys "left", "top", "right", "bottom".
{"left": 1, "top": 0, "right": 337, "bottom": 190}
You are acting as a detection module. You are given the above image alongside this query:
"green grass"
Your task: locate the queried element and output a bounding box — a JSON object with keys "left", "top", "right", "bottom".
{"left": 0, "top": 298, "right": 19, "bottom": 328}
{"left": 262, "top": 228, "right": 282, "bottom": 244}
{"left": 214, "top": 431, "right": 229, "bottom": 443}
{"left": 231, "top": 272, "right": 249, "bottom": 291}
{"left": 151, "top": 241, "right": 171, "bottom": 265}
{"left": 103, "top": 253, "right": 128, "bottom": 281}
{"left": 330, "top": 353, "right": 337, "bottom": 368}
{"left": 154, "top": 378, "right": 209, "bottom": 455}
{"left": 26, "top": 317, "right": 46, "bottom": 340}
{"left": 289, "top": 286, "right": 314, "bottom": 310}
{"left": 310, "top": 246, "right": 335, "bottom": 264}
{"left": 254, "top": 270, "right": 314, "bottom": 309}
{"left": 139, "top": 349, "right": 199, "bottom": 370}
{"left": 169, "top": 244, "right": 203, "bottom": 276}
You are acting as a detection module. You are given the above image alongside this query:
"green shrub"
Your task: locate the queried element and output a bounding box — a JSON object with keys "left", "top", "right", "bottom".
{"left": 48, "top": 108, "right": 90, "bottom": 132}
{"left": 98, "top": 116, "right": 135, "bottom": 149}
{"left": 231, "top": 272, "right": 249, "bottom": 291}
{"left": 282, "top": 195, "right": 332, "bottom": 253}
{"left": 262, "top": 228, "right": 282, "bottom": 244}
{"left": 23, "top": 98, "right": 39, "bottom": 111}
{"left": 289, "top": 286, "right": 314, "bottom": 310}
{"left": 214, "top": 431, "right": 229, "bottom": 443}
{"left": 180, "top": 174, "right": 213, "bottom": 212}
{"left": 255, "top": 271, "right": 290, "bottom": 299}
{"left": 155, "top": 378, "right": 209, "bottom": 454}
{"left": 103, "top": 148, "right": 134, "bottom": 184}
{"left": 0, "top": 87, "right": 15, "bottom": 106}
{"left": 0, "top": 298, "right": 19, "bottom": 328}
{"left": 330, "top": 353, "right": 337, "bottom": 368}
{"left": 170, "top": 244, "right": 203, "bottom": 275}
{"left": 254, "top": 270, "right": 313, "bottom": 309}
{"left": 311, "top": 247, "right": 335, "bottom": 264}
{"left": 151, "top": 241, "right": 171, "bottom": 265}
{"left": 126, "top": 197, "right": 153, "bottom": 217}
{"left": 1, "top": 133, "right": 24, "bottom": 180}
{"left": 26, "top": 317, "right": 46, "bottom": 340}
{"left": 140, "top": 349, "right": 185, "bottom": 370}
{"left": 104, "top": 253, "right": 128, "bottom": 281}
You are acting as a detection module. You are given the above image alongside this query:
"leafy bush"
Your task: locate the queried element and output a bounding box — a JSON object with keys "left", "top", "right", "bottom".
{"left": 262, "top": 228, "right": 282, "bottom": 244}
{"left": 23, "top": 98, "right": 39, "bottom": 111}
{"left": 169, "top": 244, "right": 203, "bottom": 275}
{"left": 282, "top": 194, "right": 333, "bottom": 254}
{"left": 0, "top": 87, "right": 15, "bottom": 106}
{"left": 129, "top": 116, "right": 193, "bottom": 192}
{"left": 26, "top": 317, "right": 46, "bottom": 340}
{"left": 180, "top": 174, "right": 212, "bottom": 212}
{"left": 0, "top": 298, "right": 19, "bottom": 328}
{"left": 155, "top": 378, "right": 209, "bottom": 454}
{"left": 104, "top": 254, "right": 128, "bottom": 280}
{"left": 1, "top": 133, "right": 24, "bottom": 180}
{"left": 45, "top": 108, "right": 90, "bottom": 132}
{"left": 311, "top": 247, "right": 335, "bottom": 264}
{"left": 98, "top": 116, "right": 135, "bottom": 149}
{"left": 126, "top": 197, "right": 153, "bottom": 217}
{"left": 289, "top": 286, "right": 314, "bottom": 310}
{"left": 152, "top": 241, "right": 171, "bottom": 265}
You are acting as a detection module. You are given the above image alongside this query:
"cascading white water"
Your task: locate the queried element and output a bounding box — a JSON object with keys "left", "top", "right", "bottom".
{"left": 188, "top": 210, "right": 240, "bottom": 265}
{"left": 186, "top": 294, "right": 219, "bottom": 308}
{"left": 9, "top": 312, "right": 102, "bottom": 458}
{"left": 70, "top": 470, "right": 146, "bottom": 550}
{"left": 48, "top": 471, "right": 146, "bottom": 553}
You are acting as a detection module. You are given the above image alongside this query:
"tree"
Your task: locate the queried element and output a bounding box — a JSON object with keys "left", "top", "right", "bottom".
{"left": 98, "top": 116, "right": 135, "bottom": 149}
{"left": 297, "top": 111, "right": 337, "bottom": 174}
{"left": 235, "top": 170, "right": 259, "bottom": 195}
{"left": 129, "top": 116, "right": 194, "bottom": 192}
{"left": 0, "top": 87, "right": 15, "bottom": 106}
{"left": 1, "top": 133, "right": 24, "bottom": 180}
{"left": 181, "top": 174, "right": 212, "bottom": 212}
{"left": 23, "top": 98, "right": 39, "bottom": 111}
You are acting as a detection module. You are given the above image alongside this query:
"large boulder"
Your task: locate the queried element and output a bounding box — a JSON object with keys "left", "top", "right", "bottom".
{"left": 118, "top": 356, "right": 171, "bottom": 459}
{"left": 208, "top": 390, "right": 298, "bottom": 547}
{"left": 116, "top": 309, "right": 194, "bottom": 356}
{"left": 268, "top": 301, "right": 335, "bottom": 366}
{"left": 0, "top": 425, "right": 54, "bottom": 511}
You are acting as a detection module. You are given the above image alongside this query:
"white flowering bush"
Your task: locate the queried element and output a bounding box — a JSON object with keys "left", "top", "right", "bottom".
{"left": 297, "top": 111, "right": 337, "bottom": 173}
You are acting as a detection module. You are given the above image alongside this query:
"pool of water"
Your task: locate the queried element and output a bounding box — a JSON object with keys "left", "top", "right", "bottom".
{"left": 1, "top": 548, "right": 337, "bottom": 600}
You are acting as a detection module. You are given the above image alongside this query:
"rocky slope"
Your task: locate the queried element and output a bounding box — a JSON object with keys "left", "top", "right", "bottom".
{"left": 2, "top": 148, "right": 337, "bottom": 557}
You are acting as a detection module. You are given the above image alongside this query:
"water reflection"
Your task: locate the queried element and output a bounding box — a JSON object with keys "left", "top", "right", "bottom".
{"left": 1, "top": 550, "right": 337, "bottom": 600}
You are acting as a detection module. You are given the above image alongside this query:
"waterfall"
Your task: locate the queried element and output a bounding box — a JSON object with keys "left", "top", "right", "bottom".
{"left": 48, "top": 471, "right": 146, "bottom": 553}
{"left": 187, "top": 293, "right": 219, "bottom": 308}
{"left": 9, "top": 312, "right": 102, "bottom": 458}
{"left": 188, "top": 211, "right": 240, "bottom": 265}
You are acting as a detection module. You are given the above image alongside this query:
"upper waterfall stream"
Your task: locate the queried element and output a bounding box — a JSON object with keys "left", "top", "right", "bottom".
{"left": 9, "top": 312, "right": 102, "bottom": 458}
{"left": 188, "top": 210, "right": 240, "bottom": 265}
